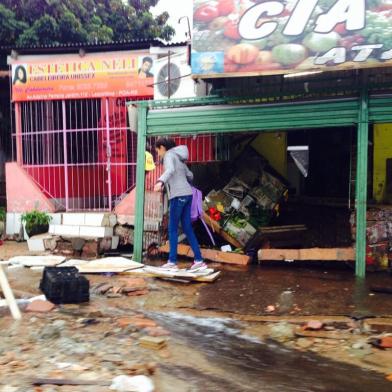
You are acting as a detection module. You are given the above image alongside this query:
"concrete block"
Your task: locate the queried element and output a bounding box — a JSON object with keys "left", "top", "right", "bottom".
{"left": 44, "top": 236, "right": 58, "bottom": 251}
{"left": 6, "top": 212, "right": 22, "bottom": 236}
{"left": 79, "top": 226, "right": 113, "bottom": 239}
{"left": 27, "top": 234, "right": 52, "bottom": 252}
{"left": 27, "top": 238, "right": 45, "bottom": 252}
{"left": 111, "top": 236, "right": 119, "bottom": 250}
{"left": 62, "top": 213, "right": 85, "bottom": 226}
{"left": 99, "top": 237, "right": 112, "bottom": 252}
{"left": 54, "top": 224, "right": 80, "bottom": 237}
{"left": 6, "top": 212, "right": 15, "bottom": 235}
{"left": 84, "top": 213, "right": 107, "bottom": 227}
{"left": 109, "top": 214, "right": 117, "bottom": 227}
{"left": 49, "top": 213, "right": 62, "bottom": 225}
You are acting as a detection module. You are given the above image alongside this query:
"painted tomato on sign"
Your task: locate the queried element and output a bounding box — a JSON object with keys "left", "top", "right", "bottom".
{"left": 191, "top": 0, "right": 392, "bottom": 76}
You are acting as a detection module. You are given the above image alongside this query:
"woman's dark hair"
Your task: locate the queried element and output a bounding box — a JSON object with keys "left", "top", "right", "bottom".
{"left": 13, "top": 65, "right": 27, "bottom": 84}
{"left": 155, "top": 137, "right": 176, "bottom": 151}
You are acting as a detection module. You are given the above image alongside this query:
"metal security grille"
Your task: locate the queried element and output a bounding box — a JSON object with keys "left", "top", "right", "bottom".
{"left": 12, "top": 98, "right": 224, "bottom": 212}
{"left": 13, "top": 97, "right": 140, "bottom": 211}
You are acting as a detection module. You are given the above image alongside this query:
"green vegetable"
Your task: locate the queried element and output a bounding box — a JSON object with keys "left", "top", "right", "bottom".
{"left": 303, "top": 32, "right": 340, "bottom": 53}
{"left": 272, "top": 44, "right": 307, "bottom": 66}
{"left": 362, "top": 11, "right": 392, "bottom": 50}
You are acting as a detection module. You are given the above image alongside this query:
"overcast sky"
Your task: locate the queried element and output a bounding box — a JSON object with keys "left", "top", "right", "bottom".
{"left": 152, "top": 0, "right": 193, "bottom": 42}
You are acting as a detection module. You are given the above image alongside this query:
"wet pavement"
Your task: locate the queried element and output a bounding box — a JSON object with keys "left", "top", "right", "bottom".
{"left": 197, "top": 263, "right": 392, "bottom": 317}
{"left": 1, "top": 243, "right": 392, "bottom": 391}
{"left": 154, "top": 312, "right": 392, "bottom": 392}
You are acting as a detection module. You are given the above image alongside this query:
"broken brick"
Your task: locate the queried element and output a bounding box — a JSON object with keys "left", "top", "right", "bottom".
{"left": 26, "top": 300, "right": 55, "bottom": 313}
{"left": 379, "top": 336, "right": 392, "bottom": 349}
{"left": 117, "top": 317, "right": 157, "bottom": 329}
{"left": 304, "top": 321, "right": 324, "bottom": 331}
{"left": 82, "top": 241, "right": 99, "bottom": 258}
{"left": 126, "top": 289, "right": 149, "bottom": 297}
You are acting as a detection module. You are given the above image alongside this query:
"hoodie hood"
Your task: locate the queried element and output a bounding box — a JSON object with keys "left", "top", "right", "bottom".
{"left": 170, "top": 145, "right": 189, "bottom": 161}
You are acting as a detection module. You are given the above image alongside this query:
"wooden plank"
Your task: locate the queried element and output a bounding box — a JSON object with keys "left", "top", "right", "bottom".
{"left": 31, "top": 378, "right": 110, "bottom": 386}
{"left": 123, "top": 266, "right": 222, "bottom": 283}
{"left": 0, "top": 265, "right": 22, "bottom": 320}
{"left": 260, "top": 225, "right": 307, "bottom": 233}
{"left": 258, "top": 247, "right": 355, "bottom": 261}
{"left": 201, "top": 248, "right": 250, "bottom": 265}
{"left": 202, "top": 212, "right": 242, "bottom": 249}
{"left": 295, "top": 328, "right": 348, "bottom": 340}
{"left": 159, "top": 243, "right": 251, "bottom": 265}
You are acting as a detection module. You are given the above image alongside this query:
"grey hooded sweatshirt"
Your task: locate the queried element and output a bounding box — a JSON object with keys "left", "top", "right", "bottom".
{"left": 158, "top": 145, "right": 193, "bottom": 200}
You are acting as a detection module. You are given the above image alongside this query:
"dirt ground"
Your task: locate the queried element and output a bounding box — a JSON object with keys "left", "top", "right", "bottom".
{"left": 0, "top": 241, "right": 392, "bottom": 391}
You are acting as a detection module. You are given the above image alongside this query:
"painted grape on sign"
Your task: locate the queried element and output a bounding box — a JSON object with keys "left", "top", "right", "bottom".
{"left": 191, "top": 0, "right": 392, "bottom": 76}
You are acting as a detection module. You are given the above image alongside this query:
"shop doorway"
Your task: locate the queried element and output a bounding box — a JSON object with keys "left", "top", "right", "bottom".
{"left": 179, "top": 127, "right": 357, "bottom": 258}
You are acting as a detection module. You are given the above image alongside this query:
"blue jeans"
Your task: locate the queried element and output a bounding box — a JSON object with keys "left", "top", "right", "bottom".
{"left": 168, "top": 195, "right": 203, "bottom": 264}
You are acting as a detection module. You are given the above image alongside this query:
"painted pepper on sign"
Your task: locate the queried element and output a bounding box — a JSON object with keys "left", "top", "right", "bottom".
{"left": 191, "top": 0, "right": 392, "bottom": 76}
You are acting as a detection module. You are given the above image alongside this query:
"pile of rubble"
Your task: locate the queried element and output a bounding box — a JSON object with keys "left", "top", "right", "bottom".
{"left": 351, "top": 206, "right": 392, "bottom": 270}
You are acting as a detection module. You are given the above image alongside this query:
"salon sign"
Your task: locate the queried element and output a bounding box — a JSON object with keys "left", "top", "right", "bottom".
{"left": 191, "top": 0, "right": 392, "bottom": 76}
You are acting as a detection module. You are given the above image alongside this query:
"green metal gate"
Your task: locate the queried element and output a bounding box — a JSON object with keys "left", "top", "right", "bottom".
{"left": 129, "top": 93, "right": 392, "bottom": 278}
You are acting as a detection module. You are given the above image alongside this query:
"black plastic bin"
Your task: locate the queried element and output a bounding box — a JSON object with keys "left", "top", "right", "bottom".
{"left": 40, "top": 267, "right": 90, "bottom": 304}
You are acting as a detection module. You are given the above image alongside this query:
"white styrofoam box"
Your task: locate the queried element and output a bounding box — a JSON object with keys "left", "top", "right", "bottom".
{"left": 49, "top": 224, "right": 56, "bottom": 235}
{"left": 111, "top": 236, "right": 119, "bottom": 250}
{"left": 53, "top": 225, "right": 80, "bottom": 237}
{"left": 27, "top": 238, "right": 46, "bottom": 252}
{"left": 84, "top": 213, "right": 107, "bottom": 227}
{"left": 79, "top": 226, "right": 113, "bottom": 239}
{"left": 49, "top": 213, "right": 62, "bottom": 225}
{"left": 62, "top": 213, "right": 85, "bottom": 226}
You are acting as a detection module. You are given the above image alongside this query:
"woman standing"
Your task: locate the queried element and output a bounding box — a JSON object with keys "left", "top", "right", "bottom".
{"left": 154, "top": 137, "right": 206, "bottom": 271}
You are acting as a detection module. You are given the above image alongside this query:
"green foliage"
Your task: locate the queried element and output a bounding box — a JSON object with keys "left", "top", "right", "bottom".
{"left": 21, "top": 210, "right": 52, "bottom": 233}
{"left": 0, "top": 207, "right": 5, "bottom": 222}
{"left": 0, "top": 0, "right": 175, "bottom": 47}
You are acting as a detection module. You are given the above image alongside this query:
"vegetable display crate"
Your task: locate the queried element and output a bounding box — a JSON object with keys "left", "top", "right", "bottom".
{"left": 39, "top": 267, "right": 90, "bottom": 304}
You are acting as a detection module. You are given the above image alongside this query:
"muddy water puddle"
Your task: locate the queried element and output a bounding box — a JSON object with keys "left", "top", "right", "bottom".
{"left": 153, "top": 312, "right": 391, "bottom": 392}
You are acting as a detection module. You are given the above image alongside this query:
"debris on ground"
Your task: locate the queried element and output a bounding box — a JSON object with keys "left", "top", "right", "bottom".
{"left": 265, "top": 305, "right": 276, "bottom": 313}
{"left": 25, "top": 299, "right": 55, "bottom": 313}
{"left": 7, "top": 255, "right": 65, "bottom": 267}
{"left": 92, "top": 278, "right": 149, "bottom": 298}
{"left": 159, "top": 243, "right": 250, "bottom": 265}
{"left": 304, "top": 320, "right": 324, "bottom": 331}
{"left": 370, "top": 336, "right": 392, "bottom": 349}
{"left": 269, "top": 322, "right": 295, "bottom": 342}
{"left": 110, "top": 375, "right": 154, "bottom": 392}
{"left": 139, "top": 336, "right": 168, "bottom": 351}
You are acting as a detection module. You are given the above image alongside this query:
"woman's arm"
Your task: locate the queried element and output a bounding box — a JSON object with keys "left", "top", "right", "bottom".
{"left": 185, "top": 165, "right": 194, "bottom": 183}
{"left": 157, "top": 153, "right": 175, "bottom": 184}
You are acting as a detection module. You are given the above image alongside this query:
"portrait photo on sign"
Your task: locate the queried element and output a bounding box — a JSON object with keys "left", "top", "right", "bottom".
{"left": 138, "top": 56, "right": 155, "bottom": 78}
{"left": 13, "top": 65, "right": 28, "bottom": 85}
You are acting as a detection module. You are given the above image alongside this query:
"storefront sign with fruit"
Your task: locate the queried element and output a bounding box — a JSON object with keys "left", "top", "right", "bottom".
{"left": 192, "top": 0, "right": 392, "bottom": 76}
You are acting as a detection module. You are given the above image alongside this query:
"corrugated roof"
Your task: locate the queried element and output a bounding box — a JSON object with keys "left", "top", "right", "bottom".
{"left": 0, "top": 38, "right": 188, "bottom": 54}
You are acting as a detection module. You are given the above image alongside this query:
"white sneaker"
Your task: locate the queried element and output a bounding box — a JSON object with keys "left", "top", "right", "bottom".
{"left": 189, "top": 261, "right": 208, "bottom": 272}
{"left": 160, "top": 262, "right": 179, "bottom": 271}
